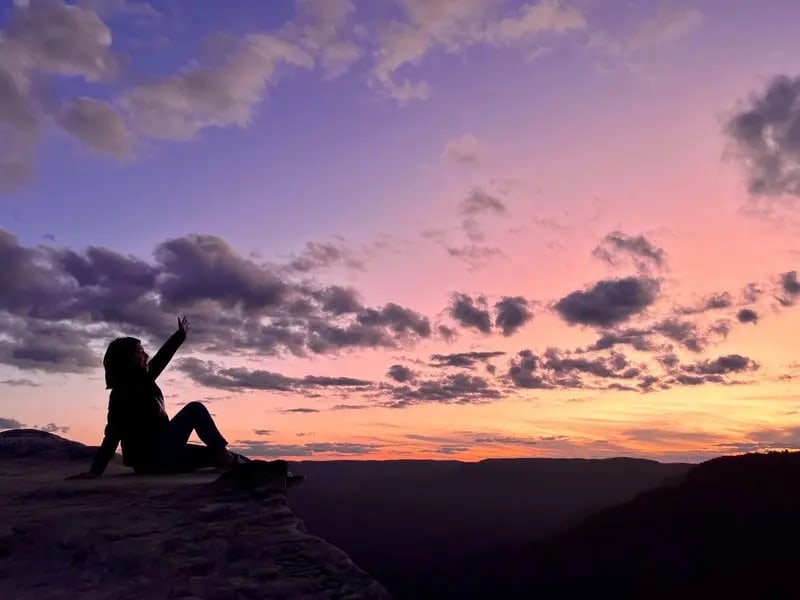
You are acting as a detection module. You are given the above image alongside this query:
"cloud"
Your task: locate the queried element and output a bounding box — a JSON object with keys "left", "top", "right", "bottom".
{"left": 778, "top": 270, "right": 800, "bottom": 305}
{"left": 676, "top": 292, "right": 733, "bottom": 316}
{"left": 123, "top": 34, "right": 313, "bottom": 140}
{"left": 280, "top": 408, "right": 320, "bottom": 414}
{"left": 6, "top": 0, "right": 117, "bottom": 81}
{"left": 356, "top": 303, "right": 432, "bottom": 337}
{"left": 446, "top": 244, "right": 505, "bottom": 270}
{"left": 382, "top": 372, "right": 503, "bottom": 408}
{"left": 484, "top": 0, "right": 586, "bottom": 45}
{"left": 0, "top": 417, "right": 24, "bottom": 430}
{"left": 430, "top": 351, "right": 505, "bottom": 369}
{"left": 77, "top": 0, "right": 159, "bottom": 18}
{"left": 230, "top": 440, "right": 381, "bottom": 457}
{"left": 460, "top": 188, "right": 507, "bottom": 217}
{"left": 0, "top": 0, "right": 118, "bottom": 191}
{"left": 153, "top": 234, "right": 289, "bottom": 313}
{"left": 433, "top": 187, "right": 509, "bottom": 269}
{"left": 57, "top": 97, "right": 133, "bottom": 157}
{"left": 737, "top": 308, "right": 759, "bottom": 323}
{"left": 652, "top": 318, "right": 705, "bottom": 352}
{"left": 592, "top": 231, "right": 666, "bottom": 273}
{"left": 35, "top": 422, "right": 70, "bottom": 434}
{"left": 508, "top": 347, "right": 647, "bottom": 391}
{"left": 683, "top": 354, "right": 759, "bottom": 376}
{"left": 621, "top": 427, "right": 718, "bottom": 445}
{"left": 437, "top": 324, "right": 457, "bottom": 341}
{"left": 387, "top": 364, "right": 416, "bottom": 382}
{"left": 372, "top": 0, "right": 585, "bottom": 102}
{"left": 286, "top": 240, "right": 364, "bottom": 273}
{"left": 726, "top": 75, "right": 800, "bottom": 197}
{"left": 179, "top": 358, "right": 371, "bottom": 392}
{"left": 252, "top": 429, "right": 273, "bottom": 436}
{"left": 0, "top": 378, "right": 40, "bottom": 387}
{"left": 312, "top": 285, "right": 363, "bottom": 315}
{"left": 629, "top": 6, "right": 703, "bottom": 50}
{"left": 436, "top": 445, "right": 471, "bottom": 454}
{"left": 287, "top": 0, "right": 361, "bottom": 78}
{"left": 554, "top": 276, "right": 660, "bottom": 327}
{"left": 0, "top": 229, "right": 434, "bottom": 370}
{"left": 494, "top": 296, "right": 532, "bottom": 335}
{"left": 584, "top": 328, "right": 655, "bottom": 352}
{"left": 649, "top": 353, "right": 759, "bottom": 388}
{"left": 0, "top": 313, "right": 99, "bottom": 372}
{"left": 443, "top": 133, "right": 480, "bottom": 164}
{"left": 448, "top": 293, "right": 492, "bottom": 333}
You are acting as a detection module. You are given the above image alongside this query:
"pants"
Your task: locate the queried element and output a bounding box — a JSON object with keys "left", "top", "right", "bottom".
{"left": 142, "top": 401, "right": 230, "bottom": 473}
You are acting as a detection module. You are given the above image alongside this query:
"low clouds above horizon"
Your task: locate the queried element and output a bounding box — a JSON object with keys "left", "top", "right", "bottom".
{"left": 0, "top": 225, "right": 794, "bottom": 403}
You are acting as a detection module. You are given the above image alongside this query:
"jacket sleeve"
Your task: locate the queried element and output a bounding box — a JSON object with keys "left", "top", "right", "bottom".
{"left": 147, "top": 329, "right": 186, "bottom": 380}
{"left": 90, "top": 392, "right": 123, "bottom": 476}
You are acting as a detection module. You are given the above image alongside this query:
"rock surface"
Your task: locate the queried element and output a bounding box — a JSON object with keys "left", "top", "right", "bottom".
{"left": 0, "top": 429, "right": 391, "bottom": 600}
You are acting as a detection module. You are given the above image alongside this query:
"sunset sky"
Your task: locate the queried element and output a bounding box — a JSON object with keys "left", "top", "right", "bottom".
{"left": 3, "top": 0, "right": 800, "bottom": 463}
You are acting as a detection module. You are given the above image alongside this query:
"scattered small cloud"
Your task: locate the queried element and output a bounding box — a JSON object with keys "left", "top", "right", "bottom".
{"left": 387, "top": 364, "right": 416, "bottom": 382}
{"left": 230, "top": 439, "right": 381, "bottom": 457}
{"left": 285, "top": 239, "right": 364, "bottom": 273}
{"left": 0, "top": 417, "right": 24, "bottom": 430}
{"left": 0, "top": 378, "right": 40, "bottom": 387}
{"left": 726, "top": 75, "right": 800, "bottom": 198}
{"left": 737, "top": 308, "right": 759, "bottom": 323}
{"left": 554, "top": 276, "right": 660, "bottom": 327}
{"left": 448, "top": 292, "right": 492, "bottom": 334}
{"left": 430, "top": 351, "right": 505, "bottom": 369}
{"left": 592, "top": 231, "right": 666, "bottom": 273}
{"left": 381, "top": 372, "right": 503, "bottom": 408}
{"left": 629, "top": 6, "right": 704, "bottom": 51}
{"left": 494, "top": 296, "right": 533, "bottom": 336}
{"left": 442, "top": 133, "right": 480, "bottom": 164}
{"left": 34, "top": 422, "right": 70, "bottom": 434}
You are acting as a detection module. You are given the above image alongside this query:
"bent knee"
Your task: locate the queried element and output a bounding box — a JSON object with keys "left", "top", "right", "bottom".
{"left": 185, "top": 401, "right": 208, "bottom": 414}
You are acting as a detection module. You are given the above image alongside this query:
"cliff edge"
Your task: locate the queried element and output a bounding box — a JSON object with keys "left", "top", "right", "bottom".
{"left": 0, "top": 429, "right": 391, "bottom": 600}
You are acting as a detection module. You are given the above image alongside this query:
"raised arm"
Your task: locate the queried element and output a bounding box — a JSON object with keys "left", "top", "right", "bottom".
{"left": 147, "top": 317, "right": 189, "bottom": 380}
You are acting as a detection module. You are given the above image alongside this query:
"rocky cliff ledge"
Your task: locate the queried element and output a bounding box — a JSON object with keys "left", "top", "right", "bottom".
{"left": 0, "top": 429, "right": 391, "bottom": 600}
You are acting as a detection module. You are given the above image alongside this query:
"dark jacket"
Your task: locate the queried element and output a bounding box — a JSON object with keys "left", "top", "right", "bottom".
{"left": 90, "top": 329, "right": 186, "bottom": 475}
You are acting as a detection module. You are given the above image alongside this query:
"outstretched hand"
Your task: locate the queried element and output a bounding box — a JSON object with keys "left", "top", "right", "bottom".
{"left": 178, "top": 315, "right": 190, "bottom": 334}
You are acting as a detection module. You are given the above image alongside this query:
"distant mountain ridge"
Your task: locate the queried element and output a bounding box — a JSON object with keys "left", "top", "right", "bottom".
{"left": 288, "top": 455, "right": 692, "bottom": 593}
{"left": 0, "top": 428, "right": 97, "bottom": 460}
{"left": 412, "top": 450, "right": 800, "bottom": 599}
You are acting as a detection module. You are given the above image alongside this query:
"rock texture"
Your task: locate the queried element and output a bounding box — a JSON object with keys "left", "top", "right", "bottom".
{"left": 0, "top": 429, "right": 391, "bottom": 600}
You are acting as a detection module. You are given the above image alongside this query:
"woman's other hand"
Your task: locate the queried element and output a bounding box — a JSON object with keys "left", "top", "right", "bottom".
{"left": 178, "top": 315, "right": 190, "bottom": 334}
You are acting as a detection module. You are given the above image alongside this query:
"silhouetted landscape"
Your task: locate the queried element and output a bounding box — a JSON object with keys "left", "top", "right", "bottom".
{"left": 288, "top": 457, "right": 690, "bottom": 595}
{"left": 5, "top": 430, "right": 800, "bottom": 598}
{"left": 397, "top": 451, "right": 800, "bottom": 599}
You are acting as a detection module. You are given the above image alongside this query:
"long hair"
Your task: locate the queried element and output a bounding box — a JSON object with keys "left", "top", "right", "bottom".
{"left": 103, "top": 336, "right": 142, "bottom": 389}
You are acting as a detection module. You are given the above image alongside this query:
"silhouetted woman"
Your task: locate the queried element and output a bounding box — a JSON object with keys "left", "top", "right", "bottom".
{"left": 71, "top": 316, "right": 245, "bottom": 478}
